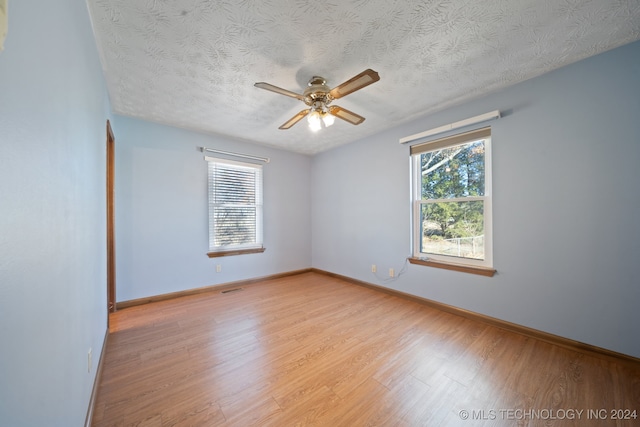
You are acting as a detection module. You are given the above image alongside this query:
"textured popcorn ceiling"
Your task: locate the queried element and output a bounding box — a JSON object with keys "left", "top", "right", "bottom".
{"left": 87, "top": 0, "right": 640, "bottom": 155}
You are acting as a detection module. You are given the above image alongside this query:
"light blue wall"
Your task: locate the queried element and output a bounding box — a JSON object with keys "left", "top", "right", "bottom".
{"left": 113, "top": 116, "right": 312, "bottom": 302}
{"left": 312, "top": 41, "right": 640, "bottom": 358}
{"left": 0, "top": 1, "right": 111, "bottom": 426}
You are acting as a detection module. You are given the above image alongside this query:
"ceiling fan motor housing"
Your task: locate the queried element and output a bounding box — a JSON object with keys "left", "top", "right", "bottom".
{"left": 303, "top": 76, "right": 333, "bottom": 108}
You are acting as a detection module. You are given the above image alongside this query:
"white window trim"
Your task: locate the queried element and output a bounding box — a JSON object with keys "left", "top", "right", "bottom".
{"left": 410, "top": 131, "right": 493, "bottom": 269}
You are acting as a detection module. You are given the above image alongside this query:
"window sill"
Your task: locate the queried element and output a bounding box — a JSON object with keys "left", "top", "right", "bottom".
{"left": 408, "top": 257, "right": 496, "bottom": 277}
{"left": 207, "top": 247, "right": 265, "bottom": 258}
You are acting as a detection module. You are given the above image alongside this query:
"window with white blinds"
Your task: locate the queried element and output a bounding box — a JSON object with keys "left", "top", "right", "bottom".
{"left": 207, "top": 157, "right": 263, "bottom": 253}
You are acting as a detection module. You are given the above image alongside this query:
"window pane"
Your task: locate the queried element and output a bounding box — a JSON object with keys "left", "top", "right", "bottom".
{"left": 420, "top": 140, "right": 485, "bottom": 200}
{"left": 420, "top": 200, "right": 484, "bottom": 260}
{"left": 213, "top": 206, "right": 257, "bottom": 246}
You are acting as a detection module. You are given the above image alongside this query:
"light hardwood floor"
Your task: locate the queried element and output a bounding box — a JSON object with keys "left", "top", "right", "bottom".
{"left": 92, "top": 272, "right": 640, "bottom": 426}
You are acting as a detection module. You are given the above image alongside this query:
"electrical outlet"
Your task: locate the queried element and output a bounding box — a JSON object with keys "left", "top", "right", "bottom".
{"left": 389, "top": 268, "right": 395, "bottom": 278}
{"left": 88, "top": 348, "right": 92, "bottom": 373}
{"left": 371, "top": 264, "right": 377, "bottom": 273}
{"left": 216, "top": 264, "right": 222, "bottom": 273}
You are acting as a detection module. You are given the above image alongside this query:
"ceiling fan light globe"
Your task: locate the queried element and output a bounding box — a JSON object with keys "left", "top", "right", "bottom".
{"left": 322, "top": 113, "right": 335, "bottom": 127}
{"left": 308, "top": 110, "right": 322, "bottom": 131}
{"left": 307, "top": 110, "right": 320, "bottom": 123}
{"left": 309, "top": 120, "right": 322, "bottom": 132}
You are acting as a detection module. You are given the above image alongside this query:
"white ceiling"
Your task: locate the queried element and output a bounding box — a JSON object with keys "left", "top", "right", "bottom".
{"left": 87, "top": 0, "right": 640, "bottom": 155}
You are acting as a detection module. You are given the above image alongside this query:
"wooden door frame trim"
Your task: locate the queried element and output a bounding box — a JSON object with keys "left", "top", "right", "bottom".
{"left": 106, "top": 120, "right": 116, "bottom": 313}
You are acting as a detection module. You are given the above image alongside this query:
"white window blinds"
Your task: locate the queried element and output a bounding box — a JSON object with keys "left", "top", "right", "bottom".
{"left": 206, "top": 157, "right": 263, "bottom": 252}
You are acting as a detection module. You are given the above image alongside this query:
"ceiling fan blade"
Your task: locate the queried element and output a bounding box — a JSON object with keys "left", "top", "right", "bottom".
{"left": 279, "top": 109, "right": 310, "bottom": 129}
{"left": 329, "top": 69, "right": 380, "bottom": 99}
{"left": 254, "top": 82, "right": 305, "bottom": 100}
{"left": 328, "top": 106, "right": 366, "bottom": 125}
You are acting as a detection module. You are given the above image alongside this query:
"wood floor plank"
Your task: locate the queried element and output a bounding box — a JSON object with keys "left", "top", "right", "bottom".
{"left": 269, "top": 385, "right": 343, "bottom": 427}
{"left": 92, "top": 272, "right": 640, "bottom": 426}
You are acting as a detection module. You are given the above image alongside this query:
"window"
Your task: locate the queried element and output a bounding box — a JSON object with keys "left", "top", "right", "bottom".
{"left": 410, "top": 127, "right": 493, "bottom": 273}
{"left": 206, "top": 157, "right": 264, "bottom": 257}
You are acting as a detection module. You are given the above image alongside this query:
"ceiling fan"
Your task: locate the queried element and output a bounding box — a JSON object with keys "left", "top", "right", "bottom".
{"left": 254, "top": 69, "right": 380, "bottom": 131}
